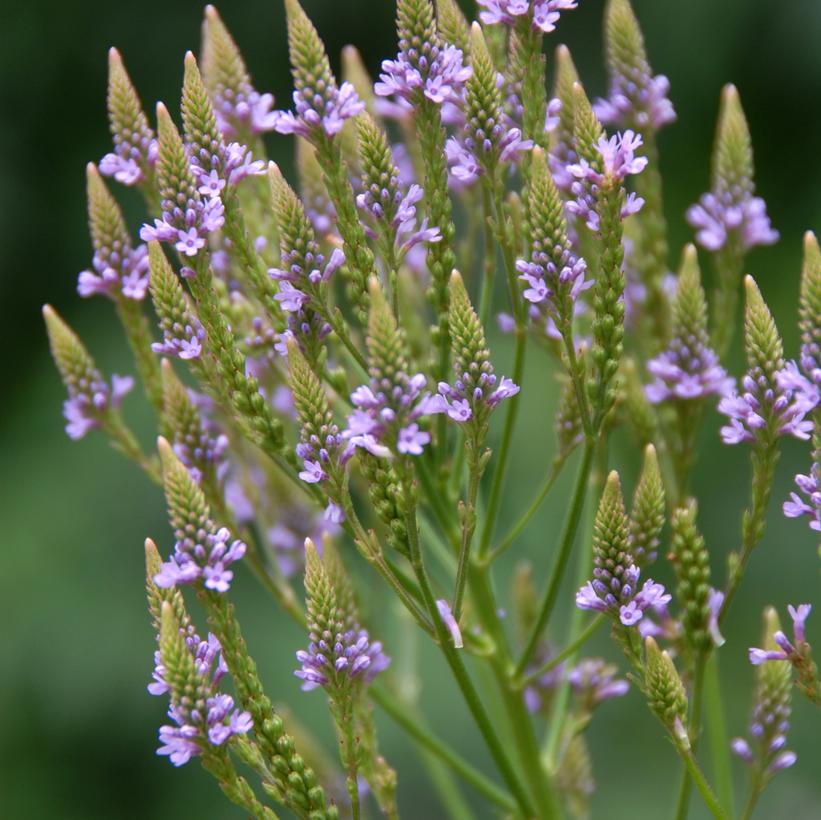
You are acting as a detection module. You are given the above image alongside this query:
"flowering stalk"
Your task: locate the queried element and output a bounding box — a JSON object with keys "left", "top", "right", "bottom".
{"left": 599, "top": 0, "right": 675, "bottom": 347}
{"left": 720, "top": 277, "right": 811, "bottom": 619}
{"left": 84, "top": 163, "right": 163, "bottom": 413}
{"left": 688, "top": 85, "right": 778, "bottom": 357}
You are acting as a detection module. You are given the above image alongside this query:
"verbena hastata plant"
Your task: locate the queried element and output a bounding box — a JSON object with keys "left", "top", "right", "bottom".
{"left": 44, "top": 0, "right": 821, "bottom": 817}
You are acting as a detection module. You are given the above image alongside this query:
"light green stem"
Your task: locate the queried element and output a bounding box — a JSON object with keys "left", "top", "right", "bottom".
{"left": 705, "top": 653, "right": 736, "bottom": 817}
{"left": 370, "top": 686, "right": 516, "bottom": 814}
{"left": 673, "top": 653, "right": 708, "bottom": 820}
{"left": 515, "top": 441, "right": 595, "bottom": 677}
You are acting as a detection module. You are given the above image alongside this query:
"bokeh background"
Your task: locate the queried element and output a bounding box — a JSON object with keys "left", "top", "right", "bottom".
{"left": 3, "top": 0, "right": 821, "bottom": 817}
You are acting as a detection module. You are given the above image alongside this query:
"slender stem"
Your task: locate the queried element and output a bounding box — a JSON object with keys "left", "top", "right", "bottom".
{"left": 704, "top": 653, "right": 736, "bottom": 817}
{"left": 453, "top": 447, "right": 481, "bottom": 620}
{"left": 478, "top": 185, "right": 496, "bottom": 329}
{"left": 476, "top": 328, "right": 527, "bottom": 556}
{"left": 739, "top": 770, "right": 764, "bottom": 820}
{"left": 370, "top": 687, "right": 517, "bottom": 813}
{"left": 486, "top": 453, "right": 569, "bottom": 564}
{"left": 468, "top": 565, "right": 561, "bottom": 817}
{"left": 673, "top": 653, "right": 708, "bottom": 820}
{"left": 102, "top": 413, "right": 161, "bottom": 481}
{"left": 515, "top": 441, "right": 595, "bottom": 677}
{"left": 516, "top": 614, "right": 604, "bottom": 688}
{"left": 402, "top": 477, "right": 538, "bottom": 819}
{"left": 679, "top": 745, "right": 728, "bottom": 820}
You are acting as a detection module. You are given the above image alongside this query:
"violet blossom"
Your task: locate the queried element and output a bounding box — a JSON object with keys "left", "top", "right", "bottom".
{"left": 63, "top": 373, "right": 134, "bottom": 441}
{"left": 478, "top": 0, "right": 578, "bottom": 34}
{"left": 78, "top": 241, "right": 150, "bottom": 302}
{"left": 296, "top": 627, "right": 390, "bottom": 692}
{"left": 749, "top": 605, "right": 812, "bottom": 666}
{"left": 150, "top": 629, "right": 252, "bottom": 766}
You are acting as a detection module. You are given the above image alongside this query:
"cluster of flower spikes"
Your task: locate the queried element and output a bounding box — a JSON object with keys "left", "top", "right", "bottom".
{"left": 718, "top": 277, "right": 815, "bottom": 445}
{"left": 732, "top": 608, "right": 797, "bottom": 778}
{"left": 200, "top": 5, "right": 278, "bottom": 139}
{"left": 374, "top": 0, "right": 471, "bottom": 114}
{"left": 343, "top": 283, "right": 443, "bottom": 458}
{"left": 687, "top": 85, "right": 778, "bottom": 253}
{"left": 477, "top": 0, "right": 578, "bottom": 34}
{"left": 576, "top": 471, "right": 671, "bottom": 627}
{"left": 444, "top": 23, "right": 533, "bottom": 189}
{"left": 645, "top": 245, "right": 733, "bottom": 403}
{"left": 429, "top": 272, "right": 519, "bottom": 429}
{"left": 79, "top": 164, "right": 150, "bottom": 301}
{"left": 517, "top": 146, "right": 590, "bottom": 336}
{"left": 99, "top": 48, "right": 158, "bottom": 187}
{"left": 146, "top": 574, "right": 252, "bottom": 767}
{"left": 593, "top": 0, "right": 675, "bottom": 134}
{"left": 43, "top": 306, "right": 133, "bottom": 441}
{"left": 356, "top": 113, "right": 441, "bottom": 263}
{"left": 296, "top": 540, "right": 389, "bottom": 692}
{"left": 271, "top": 0, "right": 364, "bottom": 140}
{"left": 153, "top": 439, "right": 246, "bottom": 593}
{"left": 269, "top": 166, "right": 344, "bottom": 361}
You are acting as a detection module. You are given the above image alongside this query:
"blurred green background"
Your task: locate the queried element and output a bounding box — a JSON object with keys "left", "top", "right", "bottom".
{"left": 3, "top": 0, "right": 821, "bottom": 817}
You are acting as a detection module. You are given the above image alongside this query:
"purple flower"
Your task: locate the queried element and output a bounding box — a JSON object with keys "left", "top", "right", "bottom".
{"left": 749, "top": 605, "right": 812, "bottom": 666}
{"left": 567, "top": 131, "right": 648, "bottom": 231}
{"left": 357, "top": 181, "right": 441, "bottom": 260}
{"left": 718, "top": 369, "right": 814, "bottom": 445}
{"left": 211, "top": 80, "right": 278, "bottom": 139}
{"left": 140, "top": 169, "right": 225, "bottom": 258}
{"left": 595, "top": 59, "right": 675, "bottom": 134}
{"left": 296, "top": 627, "right": 390, "bottom": 692}
{"left": 568, "top": 658, "right": 630, "bottom": 707}
{"left": 343, "top": 371, "right": 440, "bottom": 458}
{"left": 63, "top": 372, "right": 134, "bottom": 440}
{"left": 273, "top": 82, "right": 364, "bottom": 140}
{"left": 576, "top": 564, "right": 671, "bottom": 628}
{"left": 154, "top": 517, "right": 246, "bottom": 593}
{"left": 150, "top": 629, "right": 251, "bottom": 766}
{"left": 78, "top": 242, "right": 150, "bottom": 302}
{"left": 478, "top": 0, "right": 578, "bottom": 34}
{"left": 646, "top": 337, "right": 733, "bottom": 404}
{"left": 436, "top": 599, "right": 463, "bottom": 648}
{"left": 376, "top": 42, "right": 471, "bottom": 111}
{"left": 152, "top": 314, "right": 206, "bottom": 361}
{"left": 687, "top": 191, "right": 778, "bottom": 253}
{"left": 784, "top": 462, "right": 821, "bottom": 532}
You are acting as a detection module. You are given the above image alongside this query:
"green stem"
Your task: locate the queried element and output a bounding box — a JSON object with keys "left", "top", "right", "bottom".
{"left": 710, "top": 245, "right": 744, "bottom": 359}
{"left": 485, "top": 453, "right": 568, "bottom": 564}
{"left": 516, "top": 615, "right": 604, "bottom": 689}
{"left": 102, "top": 412, "right": 160, "bottom": 481}
{"left": 514, "top": 441, "right": 595, "bottom": 677}
{"left": 453, "top": 446, "right": 481, "bottom": 620}
{"left": 370, "top": 687, "right": 517, "bottom": 814}
{"left": 679, "top": 744, "right": 728, "bottom": 820}
{"left": 739, "top": 770, "right": 764, "bottom": 820}
{"left": 478, "top": 185, "right": 496, "bottom": 329}
{"left": 468, "top": 566, "right": 561, "bottom": 818}
{"left": 704, "top": 653, "right": 736, "bottom": 817}
{"left": 402, "top": 477, "right": 538, "bottom": 819}
{"left": 476, "top": 327, "right": 527, "bottom": 556}
{"left": 673, "top": 653, "right": 708, "bottom": 820}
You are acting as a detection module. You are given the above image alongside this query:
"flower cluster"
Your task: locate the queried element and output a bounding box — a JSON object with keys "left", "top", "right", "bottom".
{"left": 477, "top": 0, "right": 578, "bottom": 33}
{"left": 140, "top": 106, "right": 226, "bottom": 257}
{"left": 688, "top": 192, "right": 778, "bottom": 254}
{"left": 296, "top": 627, "right": 390, "bottom": 692}
{"left": 101, "top": 48, "right": 158, "bottom": 186}
{"left": 750, "top": 605, "right": 812, "bottom": 666}
{"left": 567, "top": 130, "right": 647, "bottom": 231}
{"left": 154, "top": 517, "right": 246, "bottom": 593}
{"left": 718, "top": 369, "right": 815, "bottom": 445}
{"left": 79, "top": 240, "right": 149, "bottom": 302}
{"left": 344, "top": 373, "right": 441, "bottom": 457}
{"left": 784, "top": 463, "right": 821, "bottom": 531}
{"left": 150, "top": 627, "right": 252, "bottom": 766}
